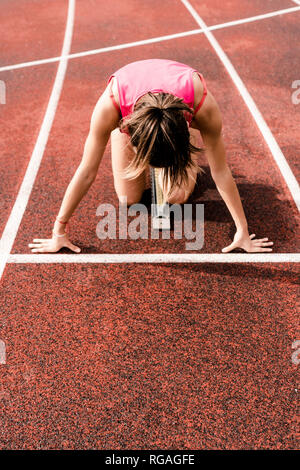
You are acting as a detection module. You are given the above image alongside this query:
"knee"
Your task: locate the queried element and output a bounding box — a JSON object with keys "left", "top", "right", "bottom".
{"left": 166, "top": 188, "right": 190, "bottom": 205}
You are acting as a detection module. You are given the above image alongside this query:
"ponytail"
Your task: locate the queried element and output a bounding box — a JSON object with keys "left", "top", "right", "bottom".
{"left": 119, "top": 92, "right": 205, "bottom": 197}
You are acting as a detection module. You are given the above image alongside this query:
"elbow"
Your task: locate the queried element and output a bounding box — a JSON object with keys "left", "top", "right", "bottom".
{"left": 85, "top": 172, "right": 97, "bottom": 185}
{"left": 77, "top": 165, "right": 97, "bottom": 184}
{"left": 211, "top": 165, "right": 232, "bottom": 182}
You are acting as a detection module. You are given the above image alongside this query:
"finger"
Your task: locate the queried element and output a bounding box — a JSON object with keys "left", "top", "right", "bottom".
{"left": 33, "top": 239, "right": 50, "bottom": 242}
{"left": 222, "top": 241, "right": 238, "bottom": 253}
{"left": 249, "top": 234, "right": 256, "bottom": 239}
{"left": 66, "top": 242, "right": 81, "bottom": 253}
{"left": 253, "top": 241, "right": 273, "bottom": 247}
{"left": 28, "top": 243, "right": 44, "bottom": 248}
{"left": 253, "top": 237, "right": 269, "bottom": 242}
{"left": 251, "top": 247, "right": 273, "bottom": 253}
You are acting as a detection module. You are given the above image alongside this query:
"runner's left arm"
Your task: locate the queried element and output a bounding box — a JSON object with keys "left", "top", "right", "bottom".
{"left": 193, "top": 91, "right": 273, "bottom": 253}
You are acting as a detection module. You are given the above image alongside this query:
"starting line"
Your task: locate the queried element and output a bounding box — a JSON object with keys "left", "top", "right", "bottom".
{"left": 6, "top": 253, "right": 300, "bottom": 263}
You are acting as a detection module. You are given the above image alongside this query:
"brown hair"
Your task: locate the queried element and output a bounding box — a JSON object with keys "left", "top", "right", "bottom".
{"left": 119, "top": 92, "right": 205, "bottom": 198}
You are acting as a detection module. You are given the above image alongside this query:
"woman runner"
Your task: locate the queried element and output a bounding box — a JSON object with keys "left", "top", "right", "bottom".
{"left": 29, "top": 59, "right": 273, "bottom": 253}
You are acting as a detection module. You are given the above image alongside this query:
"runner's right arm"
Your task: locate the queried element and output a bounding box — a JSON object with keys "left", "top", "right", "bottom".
{"left": 52, "top": 86, "right": 120, "bottom": 235}
{"left": 28, "top": 85, "right": 120, "bottom": 253}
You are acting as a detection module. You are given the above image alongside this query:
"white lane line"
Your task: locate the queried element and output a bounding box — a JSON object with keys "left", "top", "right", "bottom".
{"left": 0, "top": 340, "right": 6, "bottom": 365}
{"left": 291, "top": 0, "right": 300, "bottom": 5}
{"left": 1, "top": 5, "right": 300, "bottom": 73}
{"left": 181, "top": 0, "right": 300, "bottom": 213}
{"left": 7, "top": 253, "right": 300, "bottom": 263}
{"left": 0, "top": 0, "right": 76, "bottom": 281}
{"left": 0, "top": 29, "right": 202, "bottom": 72}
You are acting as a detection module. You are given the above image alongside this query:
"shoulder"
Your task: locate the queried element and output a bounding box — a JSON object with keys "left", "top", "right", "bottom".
{"left": 90, "top": 80, "right": 120, "bottom": 135}
{"left": 190, "top": 78, "right": 222, "bottom": 138}
{"left": 191, "top": 72, "right": 205, "bottom": 109}
{"left": 110, "top": 77, "right": 120, "bottom": 108}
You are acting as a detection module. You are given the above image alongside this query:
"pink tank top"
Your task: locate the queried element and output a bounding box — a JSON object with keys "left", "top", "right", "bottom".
{"left": 107, "top": 59, "right": 207, "bottom": 126}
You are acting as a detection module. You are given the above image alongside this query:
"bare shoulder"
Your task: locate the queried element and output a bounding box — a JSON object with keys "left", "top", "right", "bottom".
{"left": 191, "top": 71, "right": 204, "bottom": 111}
{"left": 90, "top": 79, "right": 120, "bottom": 135}
{"left": 110, "top": 77, "right": 120, "bottom": 107}
{"left": 190, "top": 75, "right": 222, "bottom": 138}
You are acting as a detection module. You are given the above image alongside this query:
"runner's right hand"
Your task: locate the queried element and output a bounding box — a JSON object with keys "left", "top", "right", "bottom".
{"left": 28, "top": 233, "right": 81, "bottom": 253}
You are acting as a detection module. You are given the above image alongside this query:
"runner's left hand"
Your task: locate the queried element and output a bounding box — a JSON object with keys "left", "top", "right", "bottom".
{"left": 222, "top": 231, "right": 274, "bottom": 253}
